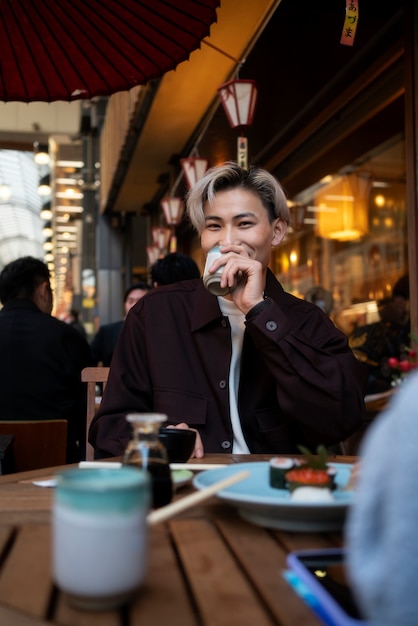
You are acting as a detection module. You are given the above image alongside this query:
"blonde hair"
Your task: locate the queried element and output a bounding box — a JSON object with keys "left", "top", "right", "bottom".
{"left": 186, "top": 161, "right": 290, "bottom": 234}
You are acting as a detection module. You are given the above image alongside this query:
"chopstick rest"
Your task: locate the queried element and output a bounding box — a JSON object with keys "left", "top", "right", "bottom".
{"left": 147, "top": 469, "right": 250, "bottom": 525}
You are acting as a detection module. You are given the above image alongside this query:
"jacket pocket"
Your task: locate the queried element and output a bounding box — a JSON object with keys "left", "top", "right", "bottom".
{"left": 253, "top": 407, "right": 286, "bottom": 432}
{"left": 153, "top": 388, "right": 208, "bottom": 426}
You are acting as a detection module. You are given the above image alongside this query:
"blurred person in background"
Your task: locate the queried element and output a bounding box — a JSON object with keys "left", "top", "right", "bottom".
{"left": 65, "top": 308, "right": 87, "bottom": 339}
{"left": 90, "top": 281, "right": 151, "bottom": 367}
{"left": 150, "top": 252, "right": 200, "bottom": 287}
{"left": 349, "top": 274, "right": 410, "bottom": 395}
{"left": 0, "top": 256, "right": 91, "bottom": 462}
{"left": 304, "top": 286, "right": 334, "bottom": 317}
{"left": 346, "top": 370, "right": 418, "bottom": 626}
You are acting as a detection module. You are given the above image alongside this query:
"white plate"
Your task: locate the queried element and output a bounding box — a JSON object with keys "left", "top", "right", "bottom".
{"left": 172, "top": 469, "right": 193, "bottom": 488}
{"left": 193, "top": 462, "right": 354, "bottom": 532}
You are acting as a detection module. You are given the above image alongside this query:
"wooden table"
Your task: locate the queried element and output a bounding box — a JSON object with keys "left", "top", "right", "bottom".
{"left": 0, "top": 453, "right": 357, "bottom": 626}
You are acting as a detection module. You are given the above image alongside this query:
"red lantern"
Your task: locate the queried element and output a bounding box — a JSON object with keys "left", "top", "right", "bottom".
{"left": 180, "top": 157, "right": 209, "bottom": 189}
{"left": 217, "top": 79, "right": 258, "bottom": 169}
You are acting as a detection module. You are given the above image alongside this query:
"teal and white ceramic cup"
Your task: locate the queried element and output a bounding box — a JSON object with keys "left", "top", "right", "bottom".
{"left": 53, "top": 466, "right": 150, "bottom": 610}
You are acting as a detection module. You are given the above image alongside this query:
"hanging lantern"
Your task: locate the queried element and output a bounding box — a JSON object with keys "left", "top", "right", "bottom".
{"left": 314, "top": 173, "right": 371, "bottom": 241}
{"left": 160, "top": 197, "right": 185, "bottom": 253}
{"left": 180, "top": 157, "right": 209, "bottom": 190}
{"left": 217, "top": 79, "right": 258, "bottom": 169}
{"left": 217, "top": 79, "right": 258, "bottom": 129}
{"left": 146, "top": 246, "right": 161, "bottom": 265}
{"left": 152, "top": 227, "right": 171, "bottom": 252}
{"left": 161, "top": 197, "right": 185, "bottom": 226}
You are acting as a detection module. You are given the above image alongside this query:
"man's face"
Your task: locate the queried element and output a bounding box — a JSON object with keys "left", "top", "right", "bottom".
{"left": 200, "top": 188, "right": 286, "bottom": 267}
{"left": 124, "top": 288, "right": 148, "bottom": 315}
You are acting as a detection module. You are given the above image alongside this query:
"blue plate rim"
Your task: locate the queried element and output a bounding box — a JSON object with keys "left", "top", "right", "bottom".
{"left": 193, "top": 461, "right": 354, "bottom": 509}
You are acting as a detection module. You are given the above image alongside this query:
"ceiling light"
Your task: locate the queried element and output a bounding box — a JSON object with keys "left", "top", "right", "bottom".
{"left": 40, "top": 201, "right": 53, "bottom": 220}
{"left": 56, "top": 205, "right": 83, "bottom": 213}
{"left": 0, "top": 183, "right": 12, "bottom": 201}
{"left": 42, "top": 222, "right": 53, "bottom": 237}
{"left": 38, "top": 174, "right": 51, "bottom": 196}
{"left": 56, "top": 160, "right": 84, "bottom": 168}
{"left": 33, "top": 142, "right": 50, "bottom": 165}
{"left": 55, "top": 190, "right": 84, "bottom": 199}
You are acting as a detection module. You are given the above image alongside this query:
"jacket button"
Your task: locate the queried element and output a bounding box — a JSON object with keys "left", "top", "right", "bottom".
{"left": 219, "top": 379, "right": 227, "bottom": 389}
{"left": 221, "top": 318, "right": 227, "bottom": 327}
{"left": 221, "top": 440, "right": 231, "bottom": 449}
{"left": 266, "top": 320, "right": 277, "bottom": 331}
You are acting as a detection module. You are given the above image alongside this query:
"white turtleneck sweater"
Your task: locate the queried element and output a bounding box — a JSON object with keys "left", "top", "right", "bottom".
{"left": 217, "top": 296, "right": 250, "bottom": 454}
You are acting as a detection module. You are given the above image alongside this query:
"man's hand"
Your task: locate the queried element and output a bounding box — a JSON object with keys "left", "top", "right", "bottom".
{"left": 208, "top": 245, "right": 266, "bottom": 314}
{"left": 169, "top": 423, "right": 204, "bottom": 459}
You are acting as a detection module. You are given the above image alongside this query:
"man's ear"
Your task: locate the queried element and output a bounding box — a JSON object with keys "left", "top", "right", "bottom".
{"left": 33, "top": 281, "right": 51, "bottom": 313}
{"left": 271, "top": 217, "right": 287, "bottom": 247}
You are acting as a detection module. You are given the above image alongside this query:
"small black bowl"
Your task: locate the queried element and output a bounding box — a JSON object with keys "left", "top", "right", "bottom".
{"left": 158, "top": 427, "right": 196, "bottom": 463}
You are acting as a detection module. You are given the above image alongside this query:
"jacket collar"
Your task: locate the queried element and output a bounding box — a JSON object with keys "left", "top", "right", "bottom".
{"left": 1, "top": 298, "right": 41, "bottom": 313}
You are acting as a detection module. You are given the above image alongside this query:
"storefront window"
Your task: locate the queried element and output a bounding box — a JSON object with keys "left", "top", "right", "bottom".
{"left": 271, "top": 138, "right": 407, "bottom": 336}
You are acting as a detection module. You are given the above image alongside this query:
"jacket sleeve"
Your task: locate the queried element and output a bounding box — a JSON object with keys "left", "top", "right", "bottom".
{"left": 245, "top": 297, "right": 367, "bottom": 446}
{"left": 89, "top": 306, "right": 152, "bottom": 457}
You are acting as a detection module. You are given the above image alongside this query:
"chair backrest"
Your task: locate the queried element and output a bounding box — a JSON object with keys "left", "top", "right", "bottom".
{"left": 0, "top": 420, "right": 68, "bottom": 473}
{"left": 81, "top": 367, "right": 110, "bottom": 461}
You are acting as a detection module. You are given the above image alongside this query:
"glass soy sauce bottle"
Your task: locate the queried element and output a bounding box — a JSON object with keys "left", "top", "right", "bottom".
{"left": 123, "top": 413, "right": 173, "bottom": 509}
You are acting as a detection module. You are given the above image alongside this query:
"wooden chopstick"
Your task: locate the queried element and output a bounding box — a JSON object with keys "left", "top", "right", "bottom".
{"left": 147, "top": 469, "right": 249, "bottom": 526}
{"left": 170, "top": 463, "right": 227, "bottom": 471}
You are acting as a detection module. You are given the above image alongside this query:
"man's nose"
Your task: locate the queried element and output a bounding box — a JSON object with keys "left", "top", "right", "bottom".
{"left": 219, "top": 227, "right": 237, "bottom": 246}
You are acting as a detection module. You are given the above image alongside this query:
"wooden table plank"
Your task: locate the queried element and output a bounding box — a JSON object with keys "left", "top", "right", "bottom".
{"left": 215, "top": 516, "right": 325, "bottom": 626}
{"left": 54, "top": 594, "right": 121, "bottom": 626}
{"left": 129, "top": 525, "right": 197, "bottom": 626}
{"left": 273, "top": 530, "right": 341, "bottom": 553}
{"left": 0, "top": 482, "right": 53, "bottom": 525}
{"left": 0, "top": 605, "right": 57, "bottom": 626}
{"left": 0, "top": 525, "right": 53, "bottom": 618}
{"left": 170, "top": 518, "right": 274, "bottom": 626}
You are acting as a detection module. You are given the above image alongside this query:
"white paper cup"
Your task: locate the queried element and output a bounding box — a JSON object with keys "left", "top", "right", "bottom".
{"left": 203, "top": 246, "right": 237, "bottom": 295}
{"left": 53, "top": 467, "right": 150, "bottom": 610}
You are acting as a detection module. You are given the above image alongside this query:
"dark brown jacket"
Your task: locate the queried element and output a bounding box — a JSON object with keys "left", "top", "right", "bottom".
{"left": 90, "top": 271, "right": 366, "bottom": 457}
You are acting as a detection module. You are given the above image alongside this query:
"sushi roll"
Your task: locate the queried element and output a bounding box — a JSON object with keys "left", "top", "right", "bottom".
{"left": 269, "top": 457, "right": 296, "bottom": 489}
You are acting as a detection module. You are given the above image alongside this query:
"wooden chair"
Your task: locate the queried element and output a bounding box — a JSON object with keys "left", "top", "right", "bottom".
{"left": 81, "top": 367, "right": 110, "bottom": 461}
{"left": 0, "top": 420, "right": 68, "bottom": 473}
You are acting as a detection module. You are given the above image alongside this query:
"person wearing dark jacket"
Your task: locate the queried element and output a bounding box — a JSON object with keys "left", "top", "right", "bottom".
{"left": 90, "top": 162, "right": 366, "bottom": 459}
{"left": 150, "top": 252, "right": 200, "bottom": 286}
{"left": 90, "top": 281, "right": 151, "bottom": 367}
{"left": 0, "top": 256, "right": 92, "bottom": 462}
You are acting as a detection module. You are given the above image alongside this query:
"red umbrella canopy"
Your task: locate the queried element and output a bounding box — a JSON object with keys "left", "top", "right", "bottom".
{"left": 0, "top": 0, "right": 220, "bottom": 103}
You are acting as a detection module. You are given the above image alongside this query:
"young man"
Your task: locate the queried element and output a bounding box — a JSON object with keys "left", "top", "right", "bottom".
{"left": 90, "top": 162, "right": 366, "bottom": 458}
